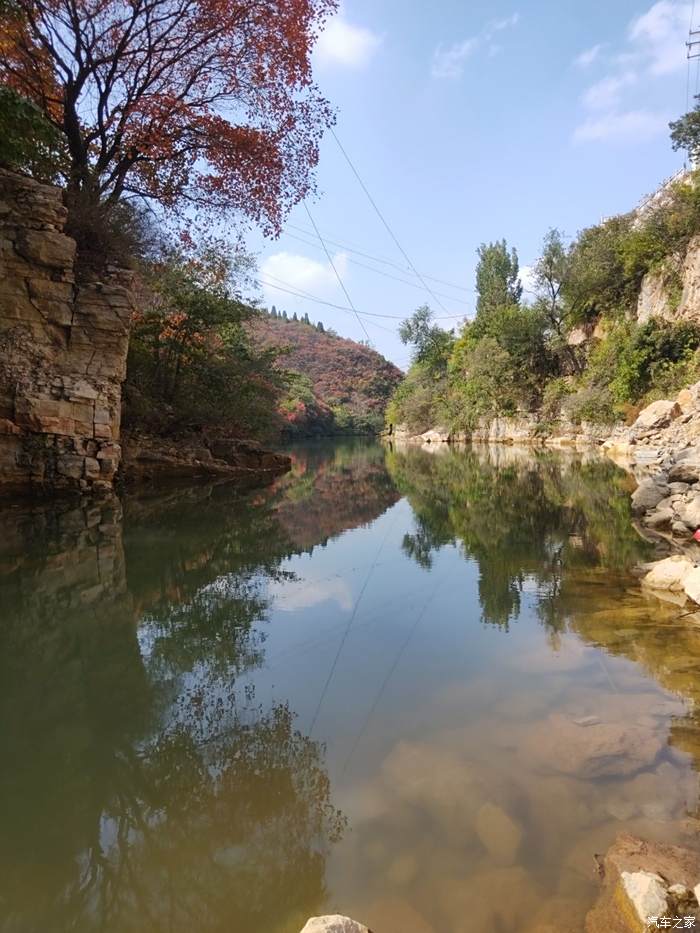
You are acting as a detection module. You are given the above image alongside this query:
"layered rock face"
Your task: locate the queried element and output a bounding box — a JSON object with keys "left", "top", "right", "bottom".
{"left": 636, "top": 235, "right": 700, "bottom": 326}
{"left": 0, "top": 168, "right": 132, "bottom": 494}
{"left": 392, "top": 415, "right": 609, "bottom": 448}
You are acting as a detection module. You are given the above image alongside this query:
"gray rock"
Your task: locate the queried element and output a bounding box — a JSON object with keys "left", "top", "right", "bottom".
{"left": 645, "top": 508, "right": 674, "bottom": 527}
{"left": 631, "top": 479, "right": 668, "bottom": 514}
{"left": 669, "top": 460, "right": 700, "bottom": 483}
{"left": 632, "top": 399, "right": 681, "bottom": 431}
{"left": 669, "top": 482, "right": 691, "bottom": 494}
{"left": 679, "top": 496, "right": 700, "bottom": 529}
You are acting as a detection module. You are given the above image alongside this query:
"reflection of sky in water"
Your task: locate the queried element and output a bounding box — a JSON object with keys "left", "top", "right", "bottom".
{"left": 6, "top": 441, "right": 700, "bottom": 933}
{"left": 223, "top": 463, "right": 699, "bottom": 932}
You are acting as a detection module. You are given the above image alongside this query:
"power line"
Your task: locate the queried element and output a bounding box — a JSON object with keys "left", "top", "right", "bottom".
{"left": 303, "top": 201, "right": 373, "bottom": 345}
{"left": 285, "top": 222, "right": 474, "bottom": 294}
{"left": 258, "top": 272, "right": 466, "bottom": 322}
{"left": 280, "top": 230, "right": 472, "bottom": 307}
{"left": 257, "top": 277, "right": 409, "bottom": 335}
{"left": 330, "top": 127, "right": 451, "bottom": 314}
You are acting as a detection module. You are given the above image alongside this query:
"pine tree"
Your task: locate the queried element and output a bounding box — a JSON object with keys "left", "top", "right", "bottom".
{"left": 292, "top": 312, "right": 298, "bottom": 322}
{"left": 317, "top": 321, "right": 325, "bottom": 333}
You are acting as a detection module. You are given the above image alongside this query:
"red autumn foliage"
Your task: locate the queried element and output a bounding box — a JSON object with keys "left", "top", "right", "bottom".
{"left": 0, "top": 0, "right": 336, "bottom": 232}
{"left": 249, "top": 314, "right": 403, "bottom": 433}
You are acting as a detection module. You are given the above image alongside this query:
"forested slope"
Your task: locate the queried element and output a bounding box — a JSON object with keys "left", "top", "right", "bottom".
{"left": 249, "top": 313, "right": 403, "bottom": 435}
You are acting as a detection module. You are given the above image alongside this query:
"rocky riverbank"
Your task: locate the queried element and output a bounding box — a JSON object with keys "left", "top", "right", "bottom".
{"left": 390, "top": 379, "right": 700, "bottom": 609}
{"left": 121, "top": 431, "right": 291, "bottom": 486}
{"left": 600, "top": 382, "right": 700, "bottom": 607}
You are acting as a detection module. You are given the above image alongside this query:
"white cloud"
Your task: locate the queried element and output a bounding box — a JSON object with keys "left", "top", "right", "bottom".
{"left": 573, "top": 109, "right": 668, "bottom": 143}
{"left": 432, "top": 37, "right": 480, "bottom": 79}
{"left": 572, "top": 1, "right": 687, "bottom": 145}
{"left": 581, "top": 71, "right": 637, "bottom": 110}
{"left": 269, "top": 576, "right": 353, "bottom": 612}
{"left": 575, "top": 43, "right": 604, "bottom": 68}
{"left": 260, "top": 250, "right": 348, "bottom": 300}
{"left": 519, "top": 265, "right": 538, "bottom": 297}
{"left": 315, "top": 14, "right": 381, "bottom": 69}
{"left": 629, "top": 0, "right": 691, "bottom": 76}
{"left": 432, "top": 12, "right": 520, "bottom": 79}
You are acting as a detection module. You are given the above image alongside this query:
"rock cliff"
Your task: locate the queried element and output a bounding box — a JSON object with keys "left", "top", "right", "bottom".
{"left": 636, "top": 234, "right": 700, "bottom": 326}
{"left": 0, "top": 168, "right": 132, "bottom": 495}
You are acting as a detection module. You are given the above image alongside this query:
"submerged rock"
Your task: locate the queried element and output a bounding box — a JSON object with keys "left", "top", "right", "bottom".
{"left": 521, "top": 714, "right": 662, "bottom": 779}
{"left": 474, "top": 801, "right": 523, "bottom": 864}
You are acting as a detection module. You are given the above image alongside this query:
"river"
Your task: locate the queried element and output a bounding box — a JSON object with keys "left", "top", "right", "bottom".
{"left": 2, "top": 439, "right": 700, "bottom": 932}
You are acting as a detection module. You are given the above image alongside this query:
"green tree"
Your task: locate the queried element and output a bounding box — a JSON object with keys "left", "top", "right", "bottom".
{"left": 533, "top": 228, "right": 584, "bottom": 374}
{"left": 399, "top": 305, "right": 454, "bottom": 373}
{"left": 0, "top": 87, "right": 64, "bottom": 180}
{"left": 474, "top": 239, "right": 522, "bottom": 325}
{"left": 670, "top": 98, "right": 700, "bottom": 163}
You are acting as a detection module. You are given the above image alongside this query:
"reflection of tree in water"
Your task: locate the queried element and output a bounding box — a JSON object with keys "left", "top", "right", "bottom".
{"left": 0, "top": 482, "right": 347, "bottom": 933}
{"left": 387, "top": 446, "right": 651, "bottom": 630}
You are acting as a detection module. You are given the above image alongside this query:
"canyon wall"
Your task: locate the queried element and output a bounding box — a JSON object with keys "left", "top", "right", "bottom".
{"left": 0, "top": 168, "right": 132, "bottom": 495}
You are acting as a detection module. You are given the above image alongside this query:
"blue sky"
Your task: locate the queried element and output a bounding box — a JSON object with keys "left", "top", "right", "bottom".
{"left": 248, "top": 0, "right": 696, "bottom": 368}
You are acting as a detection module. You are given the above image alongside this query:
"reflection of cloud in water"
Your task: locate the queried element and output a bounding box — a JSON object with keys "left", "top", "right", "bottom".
{"left": 269, "top": 575, "right": 354, "bottom": 612}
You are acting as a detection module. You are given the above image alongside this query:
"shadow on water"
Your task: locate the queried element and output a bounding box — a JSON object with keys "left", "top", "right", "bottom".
{"left": 4, "top": 439, "right": 700, "bottom": 931}
{"left": 0, "top": 438, "right": 399, "bottom": 933}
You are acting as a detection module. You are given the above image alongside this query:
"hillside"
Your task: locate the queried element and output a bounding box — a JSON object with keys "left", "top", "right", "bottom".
{"left": 249, "top": 313, "right": 403, "bottom": 436}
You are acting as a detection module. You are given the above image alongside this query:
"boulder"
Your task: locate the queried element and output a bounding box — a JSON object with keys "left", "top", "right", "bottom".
{"left": 585, "top": 834, "right": 700, "bottom": 933}
{"left": 644, "top": 507, "right": 674, "bottom": 527}
{"left": 679, "top": 496, "right": 700, "bottom": 529}
{"left": 642, "top": 555, "right": 695, "bottom": 591}
{"left": 521, "top": 714, "right": 662, "bottom": 778}
{"left": 669, "top": 460, "right": 700, "bottom": 484}
{"left": 683, "top": 567, "right": 700, "bottom": 605}
{"left": 620, "top": 871, "right": 668, "bottom": 926}
{"left": 300, "top": 917, "right": 371, "bottom": 933}
{"left": 631, "top": 480, "right": 668, "bottom": 514}
{"left": 632, "top": 399, "right": 681, "bottom": 432}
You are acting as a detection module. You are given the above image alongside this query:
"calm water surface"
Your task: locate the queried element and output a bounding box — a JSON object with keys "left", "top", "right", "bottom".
{"left": 3, "top": 440, "right": 700, "bottom": 932}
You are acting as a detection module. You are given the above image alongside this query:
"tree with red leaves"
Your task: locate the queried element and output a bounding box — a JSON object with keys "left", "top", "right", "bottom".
{"left": 0, "top": 0, "right": 336, "bottom": 236}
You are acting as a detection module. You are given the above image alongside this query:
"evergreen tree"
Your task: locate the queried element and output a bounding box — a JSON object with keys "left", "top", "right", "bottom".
{"left": 475, "top": 240, "right": 522, "bottom": 324}
{"left": 317, "top": 321, "right": 325, "bottom": 333}
{"left": 292, "top": 312, "right": 298, "bottom": 322}
{"left": 282, "top": 310, "right": 288, "bottom": 320}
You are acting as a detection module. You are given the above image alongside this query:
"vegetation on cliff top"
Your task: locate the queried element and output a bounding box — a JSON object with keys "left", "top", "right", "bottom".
{"left": 388, "top": 107, "right": 700, "bottom": 435}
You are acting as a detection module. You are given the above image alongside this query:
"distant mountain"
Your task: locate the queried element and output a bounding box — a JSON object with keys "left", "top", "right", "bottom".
{"left": 248, "top": 312, "right": 403, "bottom": 436}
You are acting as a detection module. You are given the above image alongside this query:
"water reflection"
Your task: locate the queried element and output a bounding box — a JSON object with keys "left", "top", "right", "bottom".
{"left": 4, "top": 440, "right": 700, "bottom": 932}
{"left": 387, "top": 444, "right": 651, "bottom": 630}
{"left": 0, "top": 438, "right": 398, "bottom": 932}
